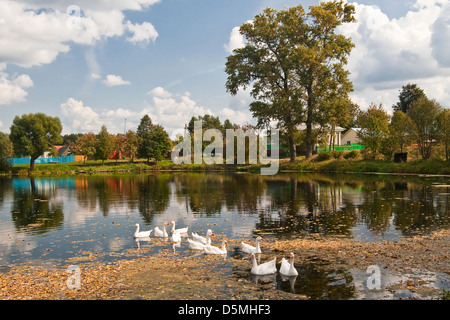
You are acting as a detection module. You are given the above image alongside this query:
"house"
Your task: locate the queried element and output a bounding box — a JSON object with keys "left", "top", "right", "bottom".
{"left": 342, "top": 128, "right": 361, "bottom": 146}
{"left": 297, "top": 124, "right": 346, "bottom": 150}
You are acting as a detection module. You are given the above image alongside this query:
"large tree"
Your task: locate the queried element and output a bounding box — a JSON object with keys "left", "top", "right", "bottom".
{"left": 437, "top": 108, "right": 450, "bottom": 162}
{"left": 95, "top": 125, "right": 114, "bottom": 165}
{"left": 393, "top": 83, "right": 426, "bottom": 114}
{"left": 357, "top": 103, "right": 390, "bottom": 159}
{"left": 9, "top": 113, "right": 62, "bottom": 170}
{"left": 408, "top": 97, "right": 442, "bottom": 160}
{"left": 0, "top": 132, "right": 14, "bottom": 171}
{"left": 137, "top": 115, "right": 171, "bottom": 163}
{"left": 225, "top": 1, "right": 355, "bottom": 161}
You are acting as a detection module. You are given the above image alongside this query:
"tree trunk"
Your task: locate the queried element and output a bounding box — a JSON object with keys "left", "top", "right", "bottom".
{"left": 305, "top": 84, "right": 314, "bottom": 159}
{"left": 30, "top": 158, "right": 36, "bottom": 171}
{"left": 289, "top": 135, "right": 296, "bottom": 162}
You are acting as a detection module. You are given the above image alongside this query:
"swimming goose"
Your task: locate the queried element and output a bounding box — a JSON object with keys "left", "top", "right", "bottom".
{"left": 203, "top": 239, "right": 227, "bottom": 255}
{"left": 167, "top": 220, "right": 189, "bottom": 234}
{"left": 188, "top": 230, "right": 213, "bottom": 250}
{"left": 280, "top": 252, "right": 298, "bottom": 276}
{"left": 250, "top": 253, "right": 277, "bottom": 275}
{"left": 171, "top": 230, "right": 182, "bottom": 242}
{"left": 241, "top": 236, "right": 263, "bottom": 254}
{"left": 192, "top": 229, "right": 213, "bottom": 245}
{"left": 154, "top": 225, "right": 169, "bottom": 238}
{"left": 133, "top": 224, "right": 153, "bottom": 238}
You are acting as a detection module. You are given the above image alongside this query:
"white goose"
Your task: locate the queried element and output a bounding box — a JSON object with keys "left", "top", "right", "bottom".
{"left": 154, "top": 225, "right": 168, "bottom": 238}
{"left": 280, "top": 252, "right": 298, "bottom": 276}
{"left": 171, "top": 230, "right": 182, "bottom": 242}
{"left": 250, "top": 253, "right": 277, "bottom": 275}
{"left": 188, "top": 230, "right": 213, "bottom": 250}
{"left": 167, "top": 221, "right": 189, "bottom": 234}
{"left": 203, "top": 239, "right": 227, "bottom": 255}
{"left": 192, "top": 229, "right": 214, "bottom": 245}
{"left": 133, "top": 224, "right": 153, "bottom": 238}
{"left": 241, "top": 236, "right": 263, "bottom": 254}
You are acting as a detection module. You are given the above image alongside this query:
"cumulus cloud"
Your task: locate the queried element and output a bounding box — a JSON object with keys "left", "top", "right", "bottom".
{"left": 224, "top": 26, "right": 245, "bottom": 53}
{"left": 0, "top": 1, "right": 159, "bottom": 67}
{"left": 102, "top": 74, "right": 131, "bottom": 87}
{"left": 147, "top": 86, "right": 173, "bottom": 99}
{"left": 126, "top": 21, "right": 159, "bottom": 44}
{"left": 145, "top": 87, "right": 215, "bottom": 134}
{"left": 224, "top": 20, "right": 252, "bottom": 53}
{"left": 0, "top": 64, "right": 33, "bottom": 105}
{"left": 338, "top": 0, "right": 450, "bottom": 109}
{"left": 59, "top": 87, "right": 215, "bottom": 135}
{"left": 60, "top": 98, "right": 102, "bottom": 133}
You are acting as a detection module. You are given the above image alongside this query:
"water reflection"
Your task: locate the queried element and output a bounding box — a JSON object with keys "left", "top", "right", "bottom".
{"left": 11, "top": 178, "right": 64, "bottom": 235}
{"left": 0, "top": 173, "right": 449, "bottom": 241}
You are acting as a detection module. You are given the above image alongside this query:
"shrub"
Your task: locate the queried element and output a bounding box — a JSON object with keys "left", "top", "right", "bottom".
{"left": 344, "top": 150, "right": 360, "bottom": 160}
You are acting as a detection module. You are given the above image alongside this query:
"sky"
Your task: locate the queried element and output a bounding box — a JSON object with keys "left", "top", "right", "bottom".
{"left": 0, "top": 0, "right": 449, "bottom": 137}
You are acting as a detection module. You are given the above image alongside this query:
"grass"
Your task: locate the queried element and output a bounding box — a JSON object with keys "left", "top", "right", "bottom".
{"left": 2, "top": 154, "right": 450, "bottom": 177}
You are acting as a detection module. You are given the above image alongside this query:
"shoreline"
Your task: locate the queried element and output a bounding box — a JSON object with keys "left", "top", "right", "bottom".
{"left": 1, "top": 157, "right": 450, "bottom": 177}
{"left": 1, "top": 230, "right": 448, "bottom": 300}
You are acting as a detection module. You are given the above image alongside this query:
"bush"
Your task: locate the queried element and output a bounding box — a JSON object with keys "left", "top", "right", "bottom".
{"left": 344, "top": 150, "right": 360, "bottom": 160}
{"left": 316, "top": 151, "right": 343, "bottom": 162}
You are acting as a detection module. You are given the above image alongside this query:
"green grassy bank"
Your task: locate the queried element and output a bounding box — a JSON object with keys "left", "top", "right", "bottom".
{"left": 2, "top": 156, "right": 450, "bottom": 177}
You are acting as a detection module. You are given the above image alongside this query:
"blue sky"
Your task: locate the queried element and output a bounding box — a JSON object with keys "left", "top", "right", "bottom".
{"left": 1, "top": 0, "right": 449, "bottom": 136}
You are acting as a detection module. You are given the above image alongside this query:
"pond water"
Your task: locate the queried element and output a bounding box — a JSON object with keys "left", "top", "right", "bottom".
{"left": 0, "top": 172, "right": 449, "bottom": 299}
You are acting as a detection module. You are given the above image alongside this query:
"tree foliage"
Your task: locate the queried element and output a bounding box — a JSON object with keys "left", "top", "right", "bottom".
{"left": 74, "top": 132, "right": 96, "bottom": 164}
{"left": 408, "top": 97, "right": 442, "bottom": 160}
{"left": 0, "top": 132, "right": 14, "bottom": 171}
{"left": 393, "top": 83, "right": 426, "bottom": 114}
{"left": 437, "top": 108, "right": 450, "bottom": 161}
{"left": 357, "top": 103, "right": 390, "bottom": 159}
{"left": 225, "top": 0, "right": 356, "bottom": 161}
{"left": 95, "top": 125, "right": 114, "bottom": 165}
{"left": 137, "top": 115, "right": 171, "bottom": 163}
{"left": 9, "top": 113, "right": 62, "bottom": 170}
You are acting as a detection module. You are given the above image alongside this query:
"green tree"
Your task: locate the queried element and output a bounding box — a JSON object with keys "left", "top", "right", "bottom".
{"left": 389, "top": 110, "right": 415, "bottom": 153}
{"left": 0, "top": 132, "right": 14, "bottom": 171}
{"left": 95, "top": 125, "right": 114, "bottom": 165}
{"left": 437, "top": 108, "right": 450, "bottom": 161}
{"left": 124, "top": 130, "right": 139, "bottom": 162}
{"left": 393, "top": 83, "right": 427, "bottom": 114}
{"left": 149, "top": 124, "right": 171, "bottom": 163}
{"left": 9, "top": 113, "right": 62, "bottom": 170}
{"left": 74, "top": 132, "right": 96, "bottom": 164}
{"left": 225, "top": 1, "right": 356, "bottom": 161}
{"left": 357, "top": 103, "right": 390, "bottom": 159}
{"left": 137, "top": 115, "right": 154, "bottom": 162}
{"left": 407, "top": 97, "right": 442, "bottom": 160}
{"left": 137, "top": 115, "right": 171, "bottom": 163}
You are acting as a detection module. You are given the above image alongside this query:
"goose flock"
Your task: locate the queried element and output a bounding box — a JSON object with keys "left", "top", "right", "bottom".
{"left": 133, "top": 222, "right": 299, "bottom": 277}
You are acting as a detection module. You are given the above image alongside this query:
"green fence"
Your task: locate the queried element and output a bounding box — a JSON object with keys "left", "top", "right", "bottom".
{"left": 316, "top": 143, "right": 365, "bottom": 153}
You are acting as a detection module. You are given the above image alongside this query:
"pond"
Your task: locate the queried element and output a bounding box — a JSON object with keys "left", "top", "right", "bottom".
{"left": 0, "top": 172, "right": 449, "bottom": 298}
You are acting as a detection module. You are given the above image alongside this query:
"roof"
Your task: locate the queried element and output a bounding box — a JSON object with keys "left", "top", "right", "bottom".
{"left": 297, "top": 124, "right": 346, "bottom": 132}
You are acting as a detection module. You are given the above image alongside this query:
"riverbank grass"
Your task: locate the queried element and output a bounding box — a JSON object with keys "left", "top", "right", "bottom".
{"left": 3, "top": 156, "right": 450, "bottom": 176}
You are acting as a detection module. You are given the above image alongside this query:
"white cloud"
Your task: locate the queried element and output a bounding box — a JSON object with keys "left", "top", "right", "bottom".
{"left": 0, "top": 67, "right": 33, "bottom": 105}
{"left": 126, "top": 21, "right": 158, "bottom": 44}
{"left": 224, "top": 20, "right": 252, "bottom": 53}
{"left": 144, "top": 88, "right": 215, "bottom": 134}
{"left": 224, "top": 26, "right": 245, "bottom": 53}
{"left": 147, "top": 86, "right": 173, "bottom": 99}
{"left": 0, "top": 0, "right": 159, "bottom": 68}
{"left": 219, "top": 107, "right": 253, "bottom": 125}
{"left": 102, "top": 74, "right": 131, "bottom": 87}
{"left": 338, "top": 0, "right": 450, "bottom": 109}
{"left": 60, "top": 98, "right": 102, "bottom": 133}
{"left": 59, "top": 87, "right": 215, "bottom": 135}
